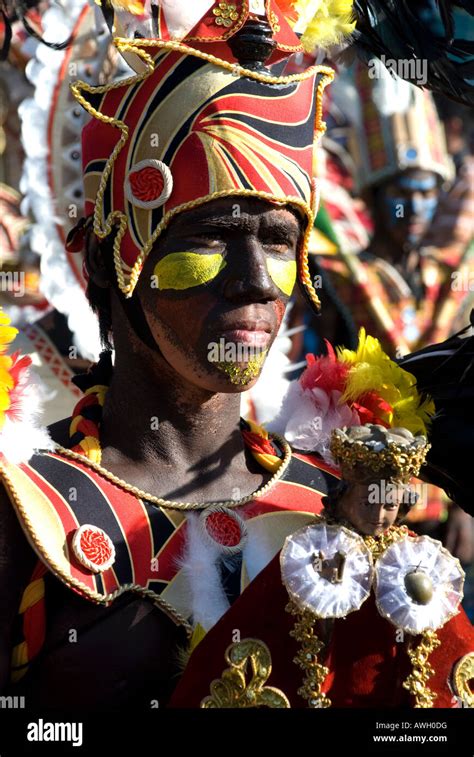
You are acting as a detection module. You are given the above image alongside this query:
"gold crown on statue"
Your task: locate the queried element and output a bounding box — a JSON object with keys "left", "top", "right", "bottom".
{"left": 330, "top": 425, "right": 430, "bottom": 483}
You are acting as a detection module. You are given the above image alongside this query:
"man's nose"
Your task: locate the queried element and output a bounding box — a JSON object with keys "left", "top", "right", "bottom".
{"left": 221, "top": 238, "right": 281, "bottom": 303}
{"left": 410, "top": 192, "right": 426, "bottom": 215}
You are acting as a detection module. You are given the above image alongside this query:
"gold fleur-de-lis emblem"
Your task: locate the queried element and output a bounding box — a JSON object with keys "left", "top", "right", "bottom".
{"left": 213, "top": 2, "right": 240, "bottom": 28}
{"left": 200, "top": 638, "right": 290, "bottom": 708}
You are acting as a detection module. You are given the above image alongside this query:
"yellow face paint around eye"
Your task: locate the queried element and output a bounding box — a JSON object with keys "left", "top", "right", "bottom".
{"left": 153, "top": 252, "right": 226, "bottom": 290}
{"left": 266, "top": 258, "right": 297, "bottom": 296}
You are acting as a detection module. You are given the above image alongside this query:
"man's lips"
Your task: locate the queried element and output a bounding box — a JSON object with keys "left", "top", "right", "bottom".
{"left": 218, "top": 320, "right": 273, "bottom": 348}
{"left": 221, "top": 329, "right": 271, "bottom": 347}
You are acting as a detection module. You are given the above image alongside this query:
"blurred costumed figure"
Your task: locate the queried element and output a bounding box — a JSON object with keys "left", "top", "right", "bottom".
{"left": 317, "top": 62, "right": 472, "bottom": 356}
{"left": 0, "top": 1, "right": 104, "bottom": 422}
{"left": 312, "top": 62, "right": 474, "bottom": 577}
{"left": 0, "top": 6, "right": 47, "bottom": 321}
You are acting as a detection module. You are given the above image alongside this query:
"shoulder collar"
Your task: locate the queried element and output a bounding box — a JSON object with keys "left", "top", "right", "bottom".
{"left": 0, "top": 447, "right": 339, "bottom": 626}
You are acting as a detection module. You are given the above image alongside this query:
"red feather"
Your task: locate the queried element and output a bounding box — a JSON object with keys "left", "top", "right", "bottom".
{"left": 300, "top": 346, "right": 350, "bottom": 394}
{"left": 275, "top": 0, "right": 299, "bottom": 24}
{"left": 352, "top": 391, "right": 392, "bottom": 427}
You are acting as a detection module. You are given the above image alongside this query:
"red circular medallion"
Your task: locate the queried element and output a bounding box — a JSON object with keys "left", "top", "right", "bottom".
{"left": 200, "top": 506, "right": 247, "bottom": 554}
{"left": 125, "top": 159, "right": 173, "bottom": 209}
{"left": 129, "top": 166, "right": 165, "bottom": 203}
{"left": 72, "top": 524, "right": 116, "bottom": 573}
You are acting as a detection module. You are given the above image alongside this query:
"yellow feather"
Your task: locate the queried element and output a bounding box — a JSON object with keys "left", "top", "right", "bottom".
{"left": 291, "top": 0, "right": 355, "bottom": 51}
{"left": 337, "top": 328, "right": 435, "bottom": 435}
{"left": 95, "top": 0, "right": 145, "bottom": 15}
{"left": 0, "top": 310, "right": 17, "bottom": 427}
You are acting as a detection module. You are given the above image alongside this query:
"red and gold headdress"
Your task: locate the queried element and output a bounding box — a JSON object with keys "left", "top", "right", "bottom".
{"left": 70, "top": 2, "right": 357, "bottom": 304}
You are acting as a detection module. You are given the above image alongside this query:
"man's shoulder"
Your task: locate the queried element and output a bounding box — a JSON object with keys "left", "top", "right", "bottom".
{"left": 0, "top": 446, "right": 189, "bottom": 619}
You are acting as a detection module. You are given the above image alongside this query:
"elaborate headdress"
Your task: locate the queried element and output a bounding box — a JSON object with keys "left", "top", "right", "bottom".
{"left": 74, "top": 38, "right": 332, "bottom": 303}
{"left": 330, "top": 424, "right": 430, "bottom": 484}
{"left": 70, "top": 2, "right": 348, "bottom": 306}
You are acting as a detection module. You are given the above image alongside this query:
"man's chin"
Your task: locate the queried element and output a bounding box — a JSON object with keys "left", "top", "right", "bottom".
{"left": 214, "top": 357, "right": 267, "bottom": 388}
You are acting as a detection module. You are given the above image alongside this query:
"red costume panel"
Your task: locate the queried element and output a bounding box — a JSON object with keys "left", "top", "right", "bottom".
{"left": 169, "top": 552, "right": 474, "bottom": 708}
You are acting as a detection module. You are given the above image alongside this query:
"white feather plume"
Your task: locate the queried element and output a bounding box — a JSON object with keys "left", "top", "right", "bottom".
{"left": 268, "top": 379, "right": 359, "bottom": 463}
{"left": 0, "top": 369, "right": 54, "bottom": 464}
{"left": 19, "top": 0, "right": 102, "bottom": 361}
{"left": 178, "top": 513, "right": 230, "bottom": 631}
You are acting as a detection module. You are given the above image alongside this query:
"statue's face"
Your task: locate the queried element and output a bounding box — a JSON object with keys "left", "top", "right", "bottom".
{"left": 336, "top": 481, "right": 403, "bottom": 536}
{"left": 135, "top": 196, "right": 304, "bottom": 392}
{"left": 377, "top": 168, "right": 439, "bottom": 248}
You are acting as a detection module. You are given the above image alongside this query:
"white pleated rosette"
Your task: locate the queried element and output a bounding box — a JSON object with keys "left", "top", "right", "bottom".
{"left": 280, "top": 523, "right": 373, "bottom": 618}
{"left": 374, "top": 535, "right": 465, "bottom": 635}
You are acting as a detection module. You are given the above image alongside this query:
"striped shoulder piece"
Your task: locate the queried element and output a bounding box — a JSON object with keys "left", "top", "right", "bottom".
{"left": 0, "top": 446, "right": 339, "bottom": 621}
{"left": 0, "top": 450, "right": 187, "bottom": 622}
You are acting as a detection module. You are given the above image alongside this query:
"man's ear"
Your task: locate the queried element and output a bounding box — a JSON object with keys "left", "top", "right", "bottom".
{"left": 84, "top": 230, "right": 111, "bottom": 289}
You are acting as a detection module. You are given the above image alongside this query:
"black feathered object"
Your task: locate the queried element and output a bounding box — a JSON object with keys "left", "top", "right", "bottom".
{"left": 352, "top": 0, "right": 474, "bottom": 106}
{"left": 0, "top": 0, "right": 71, "bottom": 60}
{"left": 398, "top": 310, "right": 474, "bottom": 515}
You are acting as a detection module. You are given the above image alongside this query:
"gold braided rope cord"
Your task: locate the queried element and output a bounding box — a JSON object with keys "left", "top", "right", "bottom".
{"left": 286, "top": 600, "right": 330, "bottom": 708}
{"left": 115, "top": 36, "right": 331, "bottom": 85}
{"left": 403, "top": 630, "right": 441, "bottom": 708}
{"left": 71, "top": 36, "right": 334, "bottom": 302}
{"left": 55, "top": 432, "right": 292, "bottom": 511}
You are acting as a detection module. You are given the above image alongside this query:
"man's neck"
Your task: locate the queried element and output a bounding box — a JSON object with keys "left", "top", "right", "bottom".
{"left": 98, "top": 351, "right": 263, "bottom": 501}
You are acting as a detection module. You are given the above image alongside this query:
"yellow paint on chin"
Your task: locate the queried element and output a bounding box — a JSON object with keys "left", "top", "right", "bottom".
{"left": 266, "top": 258, "right": 297, "bottom": 296}
{"left": 153, "top": 252, "right": 226, "bottom": 290}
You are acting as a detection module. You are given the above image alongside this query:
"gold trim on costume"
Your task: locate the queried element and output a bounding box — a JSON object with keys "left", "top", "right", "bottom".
{"left": 452, "top": 653, "right": 474, "bottom": 708}
{"left": 200, "top": 638, "right": 290, "bottom": 708}
{"left": 286, "top": 600, "right": 330, "bottom": 708}
{"left": 403, "top": 630, "right": 441, "bottom": 708}
{"left": 0, "top": 458, "right": 193, "bottom": 637}
{"left": 54, "top": 432, "right": 292, "bottom": 511}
